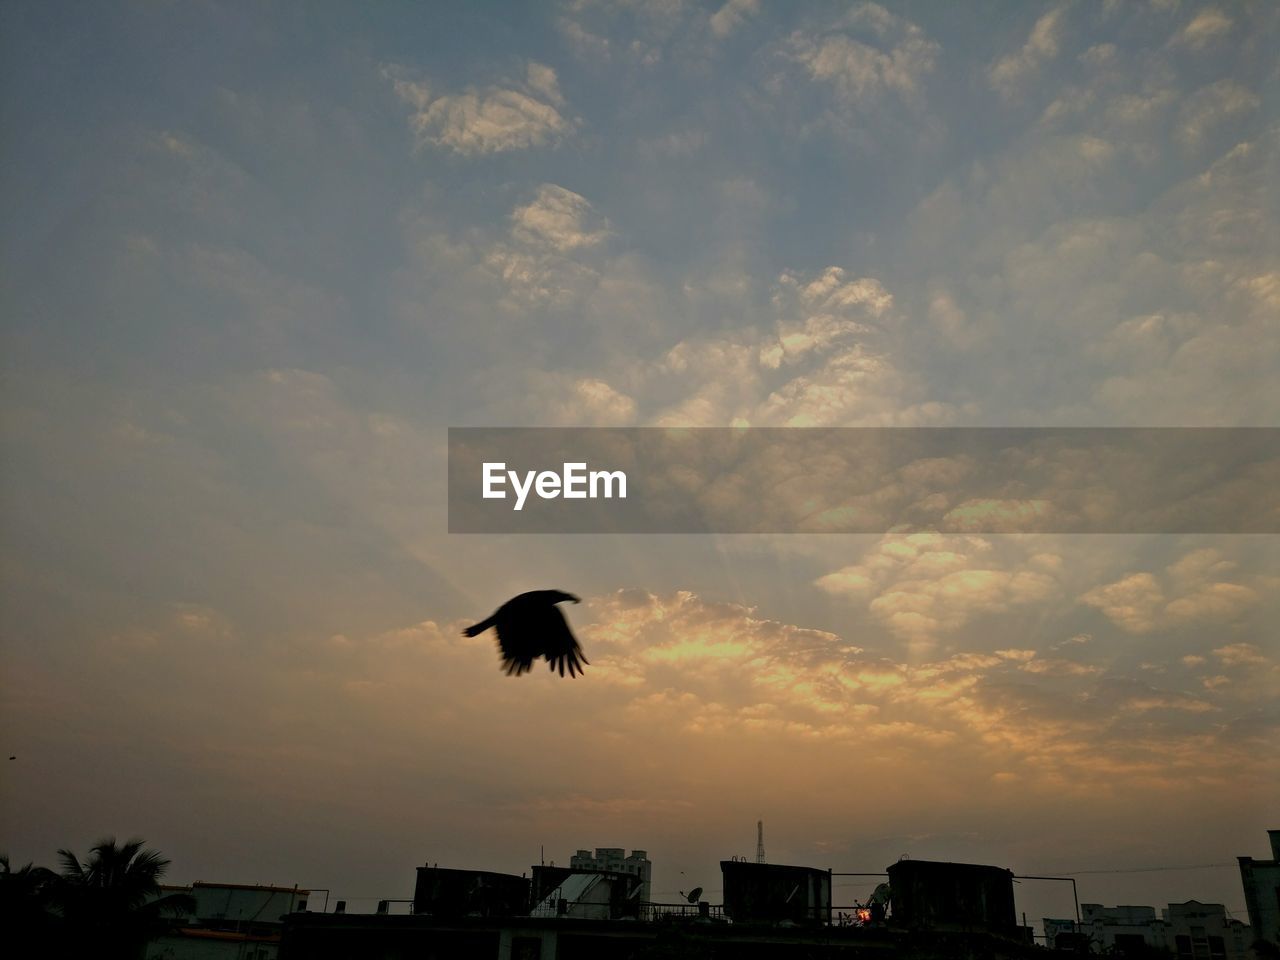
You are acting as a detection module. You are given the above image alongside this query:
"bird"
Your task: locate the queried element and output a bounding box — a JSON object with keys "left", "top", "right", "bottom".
{"left": 463, "top": 590, "right": 589, "bottom": 677}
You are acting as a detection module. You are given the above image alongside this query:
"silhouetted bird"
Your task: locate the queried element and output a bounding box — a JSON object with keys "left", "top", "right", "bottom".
{"left": 464, "top": 590, "right": 588, "bottom": 677}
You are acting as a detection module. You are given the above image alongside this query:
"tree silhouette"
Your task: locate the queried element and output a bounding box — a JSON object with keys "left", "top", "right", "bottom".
{"left": 54, "top": 837, "right": 194, "bottom": 960}
{"left": 0, "top": 854, "right": 60, "bottom": 934}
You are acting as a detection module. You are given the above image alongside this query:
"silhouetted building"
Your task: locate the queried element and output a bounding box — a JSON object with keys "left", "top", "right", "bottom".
{"left": 1044, "top": 901, "right": 1251, "bottom": 958}
{"left": 280, "top": 911, "right": 1046, "bottom": 959}
{"left": 529, "top": 871, "right": 645, "bottom": 920}
{"left": 529, "top": 864, "right": 644, "bottom": 920}
{"left": 412, "top": 866, "right": 529, "bottom": 919}
{"left": 567, "top": 847, "right": 651, "bottom": 902}
{"left": 720, "top": 860, "right": 831, "bottom": 925}
{"left": 146, "top": 882, "right": 309, "bottom": 960}
{"left": 1239, "top": 828, "right": 1280, "bottom": 949}
{"left": 886, "top": 859, "right": 1016, "bottom": 937}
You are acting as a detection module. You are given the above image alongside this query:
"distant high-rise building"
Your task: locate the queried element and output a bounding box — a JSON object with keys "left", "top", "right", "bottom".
{"left": 568, "top": 847, "right": 651, "bottom": 902}
{"left": 1239, "top": 829, "right": 1280, "bottom": 949}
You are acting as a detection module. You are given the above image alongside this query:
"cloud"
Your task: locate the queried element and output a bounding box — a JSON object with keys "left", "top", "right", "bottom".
{"left": 386, "top": 62, "right": 576, "bottom": 155}
{"left": 483, "top": 185, "right": 610, "bottom": 306}
{"left": 1174, "top": 7, "right": 1233, "bottom": 49}
{"left": 1078, "top": 572, "right": 1166, "bottom": 635}
{"left": 536, "top": 375, "right": 638, "bottom": 426}
{"left": 783, "top": 3, "right": 939, "bottom": 108}
{"left": 642, "top": 266, "right": 956, "bottom": 428}
{"left": 558, "top": 17, "right": 612, "bottom": 61}
{"left": 816, "top": 535, "right": 1060, "bottom": 649}
{"left": 1079, "top": 549, "right": 1261, "bottom": 634}
{"left": 547, "top": 587, "right": 1264, "bottom": 795}
{"left": 761, "top": 269, "right": 892, "bottom": 366}
{"left": 904, "top": 124, "right": 1280, "bottom": 425}
{"left": 489, "top": 259, "right": 942, "bottom": 430}
{"left": 1020, "top": 658, "right": 1102, "bottom": 678}
{"left": 511, "top": 184, "right": 611, "bottom": 252}
{"left": 1213, "top": 643, "right": 1268, "bottom": 667}
{"left": 556, "top": 0, "right": 686, "bottom": 67}
{"left": 710, "top": 0, "right": 759, "bottom": 39}
{"left": 988, "top": 7, "right": 1066, "bottom": 100}
{"left": 1177, "top": 80, "right": 1259, "bottom": 146}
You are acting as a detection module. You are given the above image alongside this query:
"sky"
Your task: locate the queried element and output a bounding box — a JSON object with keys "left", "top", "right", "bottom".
{"left": 1, "top": 0, "right": 1277, "bottom": 927}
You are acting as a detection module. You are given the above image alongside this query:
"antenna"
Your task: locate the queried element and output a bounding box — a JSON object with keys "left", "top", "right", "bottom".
{"left": 756, "top": 820, "right": 765, "bottom": 863}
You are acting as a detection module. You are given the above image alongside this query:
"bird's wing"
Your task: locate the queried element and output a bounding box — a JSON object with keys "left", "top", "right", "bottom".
{"left": 531, "top": 604, "right": 589, "bottom": 678}
{"left": 494, "top": 615, "right": 540, "bottom": 676}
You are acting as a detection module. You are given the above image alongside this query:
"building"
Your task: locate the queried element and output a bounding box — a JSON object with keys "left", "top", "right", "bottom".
{"left": 1043, "top": 901, "right": 1252, "bottom": 958}
{"left": 1239, "top": 828, "right": 1280, "bottom": 949}
{"left": 278, "top": 854, "right": 1065, "bottom": 959}
{"left": 567, "top": 848, "right": 651, "bottom": 903}
{"left": 1042, "top": 916, "right": 1086, "bottom": 951}
{"left": 1164, "top": 901, "right": 1252, "bottom": 959}
{"left": 528, "top": 872, "right": 641, "bottom": 921}
{"left": 720, "top": 860, "right": 831, "bottom": 925}
{"left": 529, "top": 864, "right": 645, "bottom": 920}
{"left": 279, "top": 911, "right": 1046, "bottom": 959}
{"left": 146, "top": 882, "right": 310, "bottom": 960}
{"left": 886, "top": 859, "right": 1017, "bottom": 938}
{"left": 412, "top": 866, "right": 530, "bottom": 919}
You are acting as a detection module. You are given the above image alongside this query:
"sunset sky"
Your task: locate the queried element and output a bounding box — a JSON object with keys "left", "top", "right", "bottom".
{"left": 2, "top": 0, "right": 1277, "bottom": 924}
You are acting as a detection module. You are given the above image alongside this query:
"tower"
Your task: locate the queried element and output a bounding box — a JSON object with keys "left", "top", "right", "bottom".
{"left": 756, "top": 820, "right": 765, "bottom": 863}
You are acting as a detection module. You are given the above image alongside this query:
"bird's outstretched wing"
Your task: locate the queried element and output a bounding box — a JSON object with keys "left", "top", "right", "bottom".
{"left": 494, "top": 615, "right": 541, "bottom": 676}
{"left": 530, "top": 603, "right": 589, "bottom": 678}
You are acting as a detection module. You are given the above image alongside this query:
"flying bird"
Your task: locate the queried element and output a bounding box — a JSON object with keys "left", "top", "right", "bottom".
{"left": 463, "top": 590, "right": 589, "bottom": 677}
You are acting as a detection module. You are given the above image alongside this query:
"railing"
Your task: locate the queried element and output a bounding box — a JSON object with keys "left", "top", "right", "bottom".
{"left": 639, "top": 902, "right": 725, "bottom": 922}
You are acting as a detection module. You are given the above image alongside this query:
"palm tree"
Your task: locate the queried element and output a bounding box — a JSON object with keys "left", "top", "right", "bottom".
{"left": 54, "top": 838, "right": 194, "bottom": 960}
{"left": 0, "top": 854, "right": 60, "bottom": 933}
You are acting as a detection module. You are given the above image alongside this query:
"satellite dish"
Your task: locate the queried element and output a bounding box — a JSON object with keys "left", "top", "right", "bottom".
{"left": 686, "top": 887, "right": 703, "bottom": 904}
{"left": 870, "top": 883, "right": 891, "bottom": 905}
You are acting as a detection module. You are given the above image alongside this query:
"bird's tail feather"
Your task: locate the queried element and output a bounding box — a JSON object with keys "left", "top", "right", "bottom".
{"left": 463, "top": 616, "right": 495, "bottom": 638}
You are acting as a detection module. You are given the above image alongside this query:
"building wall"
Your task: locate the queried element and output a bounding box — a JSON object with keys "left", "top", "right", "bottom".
{"left": 1045, "top": 901, "right": 1251, "bottom": 959}
{"left": 145, "top": 883, "right": 307, "bottom": 960}
{"left": 885, "top": 860, "right": 1016, "bottom": 936}
{"left": 1163, "top": 901, "right": 1251, "bottom": 960}
{"left": 530, "top": 873, "right": 617, "bottom": 920}
{"left": 1239, "top": 829, "right": 1280, "bottom": 948}
{"left": 567, "top": 848, "right": 651, "bottom": 902}
{"left": 148, "top": 932, "right": 279, "bottom": 960}
{"left": 720, "top": 861, "right": 832, "bottom": 925}
{"left": 499, "top": 926, "right": 558, "bottom": 960}
{"left": 413, "top": 866, "right": 530, "bottom": 918}
{"left": 281, "top": 913, "right": 1048, "bottom": 959}
{"left": 192, "top": 885, "right": 306, "bottom": 928}
{"left": 1082, "top": 904, "right": 1157, "bottom": 924}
